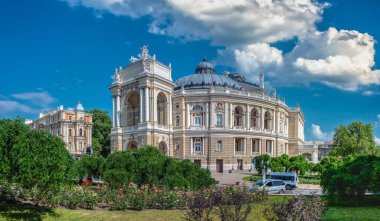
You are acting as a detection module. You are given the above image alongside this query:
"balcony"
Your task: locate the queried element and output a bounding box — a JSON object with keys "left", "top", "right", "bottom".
{"left": 193, "top": 151, "right": 203, "bottom": 156}
{"left": 233, "top": 126, "right": 246, "bottom": 130}
{"left": 124, "top": 126, "right": 138, "bottom": 132}
{"left": 235, "top": 150, "right": 246, "bottom": 155}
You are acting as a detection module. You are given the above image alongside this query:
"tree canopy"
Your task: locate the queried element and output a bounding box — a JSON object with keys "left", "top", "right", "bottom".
{"left": 331, "top": 121, "right": 377, "bottom": 157}
{"left": 89, "top": 109, "right": 112, "bottom": 157}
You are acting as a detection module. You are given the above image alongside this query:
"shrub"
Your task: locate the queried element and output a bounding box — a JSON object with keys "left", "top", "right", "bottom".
{"left": 263, "top": 195, "right": 326, "bottom": 221}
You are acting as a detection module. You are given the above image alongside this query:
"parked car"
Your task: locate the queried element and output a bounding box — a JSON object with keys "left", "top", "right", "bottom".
{"left": 270, "top": 172, "right": 298, "bottom": 190}
{"left": 249, "top": 179, "right": 286, "bottom": 194}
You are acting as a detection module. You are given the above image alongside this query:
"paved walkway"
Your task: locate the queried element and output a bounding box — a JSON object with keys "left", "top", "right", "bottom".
{"left": 211, "top": 171, "right": 252, "bottom": 185}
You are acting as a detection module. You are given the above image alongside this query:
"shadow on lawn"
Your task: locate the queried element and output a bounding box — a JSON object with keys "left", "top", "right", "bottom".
{"left": 0, "top": 201, "right": 59, "bottom": 221}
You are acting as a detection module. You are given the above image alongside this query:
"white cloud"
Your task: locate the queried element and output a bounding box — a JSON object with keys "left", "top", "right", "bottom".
{"left": 375, "top": 137, "right": 380, "bottom": 146}
{"left": 362, "top": 90, "right": 380, "bottom": 96}
{"left": 62, "top": 0, "right": 380, "bottom": 91}
{"left": 63, "top": 0, "right": 326, "bottom": 45}
{"left": 0, "top": 101, "right": 34, "bottom": 114}
{"left": 311, "top": 124, "right": 333, "bottom": 140}
{"left": 12, "top": 91, "right": 56, "bottom": 107}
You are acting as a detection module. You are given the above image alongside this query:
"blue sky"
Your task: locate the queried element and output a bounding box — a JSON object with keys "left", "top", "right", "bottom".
{"left": 0, "top": 0, "right": 379, "bottom": 142}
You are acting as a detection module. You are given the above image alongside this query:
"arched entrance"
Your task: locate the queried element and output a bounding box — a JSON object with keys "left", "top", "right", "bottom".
{"left": 157, "top": 92, "right": 167, "bottom": 125}
{"left": 127, "top": 141, "right": 138, "bottom": 150}
{"left": 158, "top": 141, "right": 167, "bottom": 155}
{"left": 302, "top": 153, "right": 312, "bottom": 162}
{"left": 125, "top": 91, "right": 140, "bottom": 127}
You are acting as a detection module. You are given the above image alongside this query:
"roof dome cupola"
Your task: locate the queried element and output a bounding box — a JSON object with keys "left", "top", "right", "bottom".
{"left": 195, "top": 57, "right": 215, "bottom": 74}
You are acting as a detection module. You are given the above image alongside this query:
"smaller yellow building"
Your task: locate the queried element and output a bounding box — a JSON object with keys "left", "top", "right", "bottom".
{"left": 27, "top": 102, "right": 93, "bottom": 157}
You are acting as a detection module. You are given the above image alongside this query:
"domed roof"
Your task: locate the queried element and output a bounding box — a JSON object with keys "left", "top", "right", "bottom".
{"left": 195, "top": 57, "right": 215, "bottom": 74}
{"left": 174, "top": 73, "right": 243, "bottom": 91}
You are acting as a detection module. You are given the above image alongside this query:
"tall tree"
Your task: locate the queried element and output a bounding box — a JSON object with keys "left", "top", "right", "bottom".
{"left": 0, "top": 118, "right": 29, "bottom": 182}
{"left": 90, "top": 109, "right": 112, "bottom": 157}
{"left": 331, "top": 121, "right": 377, "bottom": 157}
{"left": 13, "top": 129, "right": 73, "bottom": 190}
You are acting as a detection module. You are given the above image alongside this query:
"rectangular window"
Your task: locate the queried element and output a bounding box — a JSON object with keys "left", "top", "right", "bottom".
{"left": 194, "top": 115, "right": 203, "bottom": 126}
{"left": 252, "top": 139, "right": 260, "bottom": 152}
{"left": 216, "top": 140, "right": 222, "bottom": 151}
{"left": 194, "top": 138, "right": 203, "bottom": 154}
{"left": 69, "top": 129, "right": 72, "bottom": 136}
{"left": 175, "top": 142, "right": 180, "bottom": 150}
{"left": 216, "top": 113, "right": 223, "bottom": 126}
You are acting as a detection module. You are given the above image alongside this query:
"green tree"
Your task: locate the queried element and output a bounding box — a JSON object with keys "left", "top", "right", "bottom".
{"left": 78, "top": 155, "right": 105, "bottom": 179}
{"left": 0, "top": 118, "right": 29, "bottom": 183}
{"left": 312, "top": 156, "right": 342, "bottom": 173}
{"left": 321, "top": 155, "right": 380, "bottom": 199}
{"left": 288, "top": 155, "right": 309, "bottom": 175}
{"left": 102, "top": 146, "right": 214, "bottom": 189}
{"left": 90, "top": 109, "right": 112, "bottom": 157}
{"left": 331, "top": 121, "right": 377, "bottom": 157}
{"left": 12, "top": 129, "right": 73, "bottom": 190}
{"left": 253, "top": 154, "right": 270, "bottom": 175}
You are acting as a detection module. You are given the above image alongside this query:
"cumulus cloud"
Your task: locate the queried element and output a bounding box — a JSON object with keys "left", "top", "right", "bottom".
{"left": 12, "top": 91, "right": 56, "bottom": 107}
{"left": 63, "top": 0, "right": 325, "bottom": 45}
{"left": 0, "top": 91, "right": 57, "bottom": 116}
{"left": 62, "top": 0, "right": 380, "bottom": 91}
{"left": 311, "top": 124, "right": 333, "bottom": 140}
{"left": 0, "top": 101, "right": 34, "bottom": 115}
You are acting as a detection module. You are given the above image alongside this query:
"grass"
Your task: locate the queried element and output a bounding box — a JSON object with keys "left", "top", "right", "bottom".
{"left": 1, "top": 196, "right": 379, "bottom": 221}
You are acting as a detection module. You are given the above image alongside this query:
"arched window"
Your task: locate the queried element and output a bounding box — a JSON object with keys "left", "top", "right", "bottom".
{"left": 250, "top": 108, "right": 259, "bottom": 128}
{"left": 125, "top": 91, "right": 140, "bottom": 127}
{"left": 234, "top": 106, "right": 243, "bottom": 127}
{"left": 193, "top": 105, "right": 203, "bottom": 126}
{"left": 157, "top": 92, "right": 167, "bottom": 125}
{"left": 79, "top": 128, "right": 83, "bottom": 136}
{"left": 264, "top": 111, "right": 271, "bottom": 130}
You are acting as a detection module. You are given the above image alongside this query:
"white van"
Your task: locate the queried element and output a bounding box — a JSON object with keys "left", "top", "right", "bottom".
{"left": 270, "top": 172, "right": 298, "bottom": 190}
{"left": 250, "top": 179, "right": 286, "bottom": 194}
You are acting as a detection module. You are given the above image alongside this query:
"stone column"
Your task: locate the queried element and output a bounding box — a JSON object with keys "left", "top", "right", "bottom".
{"left": 230, "top": 103, "right": 233, "bottom": 129}
{"left": 139, "top": 88, "right": 144, "bottom": 123}
{"left": 272, "top": 110, "right": 275, "bottom": 132}
{"left": 186, "top": 103, "right": 190, "bottom": 128}
{"left": 153, "top": 89, "right": 158, "bottom": 123}
{"left": 224, "top": 102, "right": 228, "bottom": 129}
{"left": 210, "top": 102, "right": 214, "bottom": 128}
{"left": 246, "top": 105, "right": 250, "bottom": 129}
{"left": 116, "top": 95, "right": 121, "bottom": 127}
{"left": 261, "top": 107, "right": 265, "bottom": 131}
{"left": 244, "top": 138, "right": 247, "bottom": 155}
{"left": 205, "top": 103, "right": 209, "bottom": 128}
{"left": 112, "top": 96, "right": 116, "bottom": 127}
{"left": 145, "top": 87, "right": 150, "bottom": 122}
{"left": 168, "top": 93, "right": 172, "bottom": 126}
{"left": 233, "top": 138, "right": 236, "bottom": 156}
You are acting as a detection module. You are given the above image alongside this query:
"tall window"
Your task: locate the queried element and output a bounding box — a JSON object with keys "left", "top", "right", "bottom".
{"left": 266, "top": 140, "right": 272, "bottom": 154}
{"left": 216, "top": 113, "right": 223, "bottom": 127}
{"left": 79, "top": 128, "right": 83, "bottom": 136}
{"left": 126, "top": 91, "right": 140, "bottom": 126}
{"left": 175, "top": 116, "right": 180, "bottom": 126}
{"left": 216, "top": 140, "right": 222, "bottom": 151}
{"left": 234, "top": 106, "right": 243, "bottom": 126}
{"left": 79, "top": 142, "right": 83, "bottom": 151}
{"left": 250, "top": 108, "right": 259, "bottom": 128}
{"left": 235, "top": 138, "right": 243, "bottom": 152}
{"left": 264, "top": 111, "right": 271, "bottom": 130}
{"left": 193, "top": 105, "right": 203, "bottom": 126}
{"left": 193, "top": 138, "right": 203, "bottom": 154}
{"left": 157, "top": 92, "right": 167, "bottom": 125}
{"left": 69, "top": 129, "right": 72, "bottom": 136}
{"left": 252, "top": 139, "right": 260, "bottom": 152}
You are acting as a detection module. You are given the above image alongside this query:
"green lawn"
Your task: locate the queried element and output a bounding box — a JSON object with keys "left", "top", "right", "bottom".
{"left": 1, "top": 196, "right": 379, "bottom": 221}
